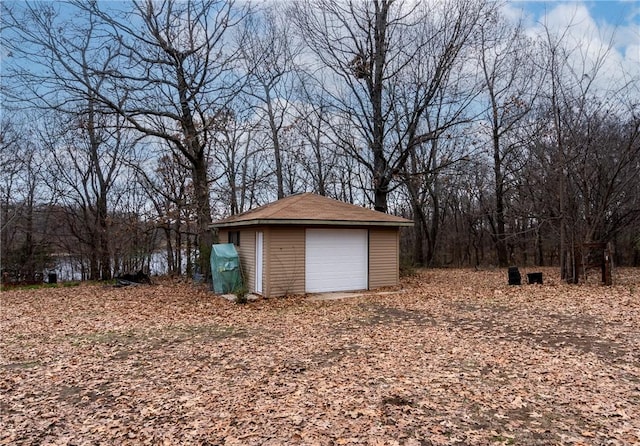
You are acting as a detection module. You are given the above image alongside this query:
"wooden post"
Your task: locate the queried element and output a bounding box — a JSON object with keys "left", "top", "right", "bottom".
{"left": 603, "top": 248, "right": 612, "bottom": 286}
{"left": 583, "top": 242, "right": 613, "bottom": 286}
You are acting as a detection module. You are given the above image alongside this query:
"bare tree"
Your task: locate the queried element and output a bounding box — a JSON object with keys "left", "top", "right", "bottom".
{"left": 240, "top": 6, "right": 302, "bottom": 199}
{"left": 37, "top": 107, "right": 135, "bottom": 280}
{"left": 206, "top": 100, "right": 274, "bottom": 216}
{"left": 136, "top": 151, "right": 196, "bottom": 276}
{"left": 0, "top": 119, "right": 22, "bottom": 253}
{"left": 538, "top": 15, "right": 640, "bottom": 281}
{"left": 292, "top": 100, "right": 341, "bottom": 197}
{"left": 3, "top": 2, "right": 139, "bottom": 279}
{"left": 4, "top": 0, "right": 249, "bottom": 278}
{"left": 401, "top": 75, "right": 480, "bottom": 266}
{"left": 0, "top": 117, "right": 57, "bottom": 283}
{"left": 476, "top": 14, "right": 543, "bottom": 267}
{"left": 290, "top": 0, "right": 493, "bottom": 212}
{"left": 77, "top": 0, "right": 249, "bottom": 277}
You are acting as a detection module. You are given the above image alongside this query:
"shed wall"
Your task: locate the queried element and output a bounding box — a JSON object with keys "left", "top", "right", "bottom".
{"left": 266, "top": 227, "right": 305, "bottom": 297}
{"left": 217, "top": 225, "right": 401, "bottom": 297}
{"left": 369, "top": 228, "right": 399, "bottom": 288}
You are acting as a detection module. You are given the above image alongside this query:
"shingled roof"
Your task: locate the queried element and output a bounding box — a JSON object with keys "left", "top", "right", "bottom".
{"left": 211, "top": 193, "right": 413, "bottom": 228}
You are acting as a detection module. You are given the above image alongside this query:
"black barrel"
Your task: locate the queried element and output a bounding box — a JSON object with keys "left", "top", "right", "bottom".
{"left": 508, "top": 267, "right": 521, "bottom": 285}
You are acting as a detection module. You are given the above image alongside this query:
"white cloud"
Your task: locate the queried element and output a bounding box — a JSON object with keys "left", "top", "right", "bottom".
{"left": 504, "top": 1, "right": 639, "bottom": 98}
{"left": 625, "top": 43, "right": 640, "bottom": 65}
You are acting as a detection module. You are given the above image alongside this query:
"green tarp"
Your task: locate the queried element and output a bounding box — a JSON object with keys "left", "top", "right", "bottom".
{"left": 210, "top": 243, "right": 243, "bottom": 294}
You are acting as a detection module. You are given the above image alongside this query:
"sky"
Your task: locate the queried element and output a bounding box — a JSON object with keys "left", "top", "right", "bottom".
{"left": 502, "top": 1, "right": 639, "bottom": 95}
{"left": 2, "top": 0, "right": 637, "bottom": 105}
{"left": 506, "top": 0, "right": 639, "bottom": 55}
{"left": 4, "top": 1, "right": 637, "bottom": 62}
{"left": 512, "top": 0, "right": 639, "bottom": 26}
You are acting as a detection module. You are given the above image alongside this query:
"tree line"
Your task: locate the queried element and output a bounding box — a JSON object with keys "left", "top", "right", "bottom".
{"left": 1, "top": 0, "right": 638, "bottom": 283}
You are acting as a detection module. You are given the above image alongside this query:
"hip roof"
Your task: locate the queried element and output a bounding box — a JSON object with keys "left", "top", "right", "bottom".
{"left": 211, "top": 193, "right": 414, "bottom": 228}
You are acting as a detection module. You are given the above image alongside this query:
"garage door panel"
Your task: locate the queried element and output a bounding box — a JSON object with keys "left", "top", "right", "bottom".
{"left": 305, "top": 229, "right": 368, "bottom": 292}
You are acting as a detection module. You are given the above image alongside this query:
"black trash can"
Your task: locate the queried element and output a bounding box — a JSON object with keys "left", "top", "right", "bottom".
{"left": 527, "top": 272, "right": 543, "bottom": 284}
{"left": 48, "top": 273, "right": 57, "bottom": 284}
{"left": 508, "top": 267, "right": 521, "bottom": 285}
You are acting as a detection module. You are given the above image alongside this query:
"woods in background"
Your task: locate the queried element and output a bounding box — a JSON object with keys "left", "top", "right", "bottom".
{"left": 1, "top": 0, "right": 639, "bottom": 282}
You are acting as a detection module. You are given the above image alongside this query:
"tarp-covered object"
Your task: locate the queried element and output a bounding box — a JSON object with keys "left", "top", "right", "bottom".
{"left": 210, "top": 243, "right": 243, "bottom": 294}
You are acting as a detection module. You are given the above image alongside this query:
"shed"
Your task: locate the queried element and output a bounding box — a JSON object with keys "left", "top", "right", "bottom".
{"left": 211, "top": 193, "right": 413, "bottom": 297}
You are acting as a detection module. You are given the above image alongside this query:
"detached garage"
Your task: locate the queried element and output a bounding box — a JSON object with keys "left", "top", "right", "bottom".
{"left": 211, "top": 193, "right": 413, "bottom": 297}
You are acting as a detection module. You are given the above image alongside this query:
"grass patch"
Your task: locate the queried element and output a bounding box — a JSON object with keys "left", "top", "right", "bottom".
{"left": 67, "top": 324, "right": 245, "bottom": 348}
{"left": 68, "top": 330, "right": 138, "bottom": 346}
{"left": 157, "top": 324, "right": 248, "bottom": 342}
{"left": 62, "top": 281, "right": 82, "bottom": 288}
{"left": 1, "top": 281, "right": 85, "bottom": 291}
{"left": 0, "top": 283, "right": 58, "bottom": 291}
{"left": 0, "top": 280, "right": 116, "bottom": 291}
{"left": 492, "top": 435, "right": 516, "bottom": 444}
{"left": 2, "top": 361, "right": 41, "bottom": 370}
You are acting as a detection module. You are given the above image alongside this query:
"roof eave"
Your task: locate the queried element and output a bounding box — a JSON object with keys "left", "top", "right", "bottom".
{"left": 211, "top": 218, "right": 414, "bottom": 228}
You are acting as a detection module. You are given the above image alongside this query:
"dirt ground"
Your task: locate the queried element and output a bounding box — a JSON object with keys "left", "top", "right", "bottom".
{"left": 1, "top": 267, "right": 639, "bottom": 445}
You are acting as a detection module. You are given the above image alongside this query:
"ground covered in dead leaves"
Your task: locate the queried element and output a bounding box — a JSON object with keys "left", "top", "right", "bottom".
{"left": 2, "top": 268, "right": 639, "bottom": 445}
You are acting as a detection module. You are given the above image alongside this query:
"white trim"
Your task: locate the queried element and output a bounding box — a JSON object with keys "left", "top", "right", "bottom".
{"left": 255, "top": 231, "right": 263, "bottom": 294}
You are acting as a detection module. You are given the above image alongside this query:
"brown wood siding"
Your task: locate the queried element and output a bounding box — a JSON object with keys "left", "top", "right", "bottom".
{"left": 265, "top": 227, "right": 305, "bottom": 297}
{"left": 369, "top": 228, "right": 399, "bottom": 289}
{"left": 237, "top": 229, "right": 256, "bottom": 294}
{"left": 215, "top": 229, "right": 226, "bottom": 245}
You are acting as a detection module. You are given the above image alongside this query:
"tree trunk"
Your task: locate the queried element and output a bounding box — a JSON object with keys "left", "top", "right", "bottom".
{"left": 23, "top": 193, "right": 35, "bottom": 282}
{"left": 192, "top": 158, "right": 213, "bottom": 279}
{"left": 313, "top": 123, "right": 326, "bottom": 196}
{"left": 163, "top": 226, "right": 174, "bottom": 274}
{"left": 265, "top": 89, "right": 285, "bottom": 199}
{"left": 373, "top": 182, "right": 388, "bottom": 213}
{"left": 536, "top": 228, "right": 544, "bottom": 266}
{"left": 426, "top": 185, "right": 440, "bottom": 267}
{"left": 494, "top": 185, "right": 509, "bottom": 266}
{"left": 89, "top": 251, "right": 99, "bottom": 281}
{"left": 97, "top": 195, "right": 111, "bottom": 280}
{"left": 491, "top": 99, "right": 509, "bottom": 267}
{"left": 370, "top": 1, "right": 390, "bottom": 213}
{"left": 409, "top": 191, "right": 426, "bottom": 266}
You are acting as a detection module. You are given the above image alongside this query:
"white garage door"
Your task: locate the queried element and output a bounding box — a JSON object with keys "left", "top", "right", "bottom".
{"left": 305, "top": 228, "right": 368, "bottom": 293}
